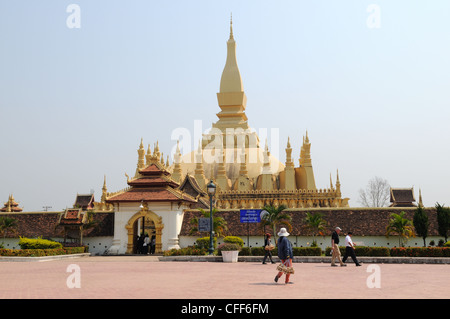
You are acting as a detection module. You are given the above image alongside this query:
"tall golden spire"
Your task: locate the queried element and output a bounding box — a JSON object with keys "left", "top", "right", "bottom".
{"left": 219, "top": 15, "right": 243, "bottom": 93}
{"left": 212, "top": 15, "right": 253, "bottom": 141}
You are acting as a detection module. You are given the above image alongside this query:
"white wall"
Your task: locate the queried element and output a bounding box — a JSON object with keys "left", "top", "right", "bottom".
{"left": 179, "top": 235, "right": 446, "bottom": 250}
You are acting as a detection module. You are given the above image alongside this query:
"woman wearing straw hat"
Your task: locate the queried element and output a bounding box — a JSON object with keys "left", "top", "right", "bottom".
{"left": 274, "top": 227, "right": 294, "bottom": 284}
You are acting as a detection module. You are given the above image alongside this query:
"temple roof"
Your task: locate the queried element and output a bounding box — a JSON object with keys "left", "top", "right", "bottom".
{"left": 106, "top": 187, "right": 197, "bottom": 203}
{"left": 106, "top": 159, "right": 201, "bottom": 205}
{"left": 73, "top": 194, "right": 95, "bottom": 210}
{"left": 0, "top": 194, "right": 23, "bottom": 212}
{"left": 389, "top": 188, "right": 416, "bottom": 207}
{"left": 58, "top": 208, "right": 87, "bottom": 226}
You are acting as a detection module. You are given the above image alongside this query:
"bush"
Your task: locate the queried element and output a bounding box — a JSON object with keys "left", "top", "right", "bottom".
{"left": 223, "top": 236, "right": 244, "bottom": 247}
{"left": 444, "top": 241, "right": 450, "bottom": 247}
{"left": 0, "top": 246, "right": 86, "bottom": 257}
{"left": 239, "top": 247, "right": 251, "bottom": 256}
{"left": 390, "top": 247, "right": 450, "bottom": 257}
{"left": 292, "top": 247, "right": 322, "bottom": 256}
{"left": 250, "top": 247, "right": 267, "bottom": 256}
{"left": 324, "top": 246, "right": 390, "bottom": 257}
{"left": 163, "top": 246, "right": 208, "bottom": 256}
{"left": 325, "top": 246, "right": 345, "bottom": 256}
{"left": 354, "top": 246, "right": 390, "bottom": 256}
{"left": 195, "top": 237, "right": 217, "bottom": 250}
{"left": 19, "top": 237, "right": 62, "bottom": 250}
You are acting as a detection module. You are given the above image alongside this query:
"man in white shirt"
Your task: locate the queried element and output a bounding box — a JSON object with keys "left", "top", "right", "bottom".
{"left": 342, "top": 232, "right": 362, "bottom": 266}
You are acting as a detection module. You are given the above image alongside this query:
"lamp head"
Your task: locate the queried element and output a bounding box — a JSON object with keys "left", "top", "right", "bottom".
{"left": 206, "top": 180, "right": 216, "bottom": 196}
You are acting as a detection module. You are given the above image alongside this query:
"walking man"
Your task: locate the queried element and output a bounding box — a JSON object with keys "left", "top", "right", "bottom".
{"left": 342, "top": 232, "right": 362, "bottom": 266}
{"left": 331, "top": 227, "right": 346, "bottom": 267}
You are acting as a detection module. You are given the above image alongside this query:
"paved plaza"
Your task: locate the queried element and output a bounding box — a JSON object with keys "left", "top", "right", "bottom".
{"left": 0, "top": 256, "right": 448, "bottom": 300}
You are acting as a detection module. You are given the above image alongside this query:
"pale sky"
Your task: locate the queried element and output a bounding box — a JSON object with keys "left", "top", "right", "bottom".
{"left": 1, "top": 0, "right": 449, "bottom": 211}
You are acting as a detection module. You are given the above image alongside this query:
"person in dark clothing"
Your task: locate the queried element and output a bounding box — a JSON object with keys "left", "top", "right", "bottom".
{"left": 150, "top": 235, "right": 156, "bottom": 254}
{"left": 342, "top": 232, "right": 362, "bottom": 266}
{"left": 274, "top": 228, "right": 294, "bottom": 284}
{"left": 137, "top": 234, "right": 144, "bottom": 254}
{"left": 262, "top": 233, "right": 275, "bottom": 264}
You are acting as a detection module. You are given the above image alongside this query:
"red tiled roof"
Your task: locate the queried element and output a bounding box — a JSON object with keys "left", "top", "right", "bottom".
{"left": 139, "top": 163, "right": 170, "bottom": 175}
{"left": 390, "top": 188, "right": 416, "bottom": 207}
{"left": 58, "top": 208, "right": 86, "bottom": 226}
{"left": 0, "top": 206, "right": 23, "bottom": 212}
{"left": 128, "top": 176, "right": 179, "bottom": 188}
{"left": 107, "top": 187, "right": 197, "bottom": 203}
{"left": 106, "top": 161, "right": 198, "bottom": 204}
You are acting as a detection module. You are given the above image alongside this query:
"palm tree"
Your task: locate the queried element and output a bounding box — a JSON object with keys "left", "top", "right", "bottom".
{"left": 0, "top": 216, "right": 18, "bottom": 242}
{"left": 386, "top": 211, "right": 415, "bottom": 247}
{"left": 260, "top": 204, "right": 292, "bottom": 243}
{"left": 303, "top": 212, "right": 327, "bottom": 247}
{"left": 189, "top": 208, "right": 228, "bottom": 238}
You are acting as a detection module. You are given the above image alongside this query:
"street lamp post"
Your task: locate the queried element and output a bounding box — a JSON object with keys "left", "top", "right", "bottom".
{"left": 206, "top": 180, "right": 216, "bottom": 255}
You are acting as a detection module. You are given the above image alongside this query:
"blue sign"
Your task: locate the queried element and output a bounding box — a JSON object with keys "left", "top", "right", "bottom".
{"left": 198, "top": 218, "right": 210, "bottom": 232}
{"left": 240, "top": 209, "right": 262, "bottom": 223}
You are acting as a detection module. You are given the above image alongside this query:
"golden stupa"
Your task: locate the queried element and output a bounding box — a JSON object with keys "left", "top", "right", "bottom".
{"left": 167, "top": 17, "right": 349, "bottom": 209}
{"left": 100, "top": 17, "right": 350, "bottom": 210}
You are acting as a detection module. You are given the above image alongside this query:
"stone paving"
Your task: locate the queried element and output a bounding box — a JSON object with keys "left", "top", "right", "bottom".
{"left": 0, "top": 255, "right": 448, "bottom": 300}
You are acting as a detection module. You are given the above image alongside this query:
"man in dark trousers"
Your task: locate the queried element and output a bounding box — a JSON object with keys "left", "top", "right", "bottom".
{"left": 342, "top": 232, "right": 362, "bottom": 266}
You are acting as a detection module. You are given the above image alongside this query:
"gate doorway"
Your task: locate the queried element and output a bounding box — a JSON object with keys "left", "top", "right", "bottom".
{"left": 133, "top": 216, "right": 156, "bottom": 254}
{"left": 125, "top": 204, "right": 164, "bottom": 254}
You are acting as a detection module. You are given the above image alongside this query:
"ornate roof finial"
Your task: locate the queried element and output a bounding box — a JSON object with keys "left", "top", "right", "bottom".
{"left": 419, "top": 188, "right": 423, "bottom": 207}
{"left": 230, "top": 12, "right": 234, "bottom": 39}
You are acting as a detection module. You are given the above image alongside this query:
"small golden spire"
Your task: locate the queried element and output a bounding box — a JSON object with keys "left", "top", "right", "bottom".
{"left": 230, "top": 12, "right": 234, "bottom": 39}
{"left": 419, "top": 188, "right": 423, "bottom": 207}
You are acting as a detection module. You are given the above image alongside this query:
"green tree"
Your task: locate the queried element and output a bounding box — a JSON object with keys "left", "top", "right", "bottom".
{"left": 0, "top": 216, "right": 18, "bottom": 242}
{"left": 303, "top": 212, "right": 327, "bottom": 247}
{"left": 413, "top": 206, "right": 429, "bottom": 247}
{"left": 385, "top": 211, "right": 415, "bottom": 247}
{"left": 260, "top": 204, "right": 292, "bottom": 243}
{"left": 189, "top": 208, "right": 228, "bottom": 238}
{"left": 435, "top": 202, "right": 450, "bottom": 243}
